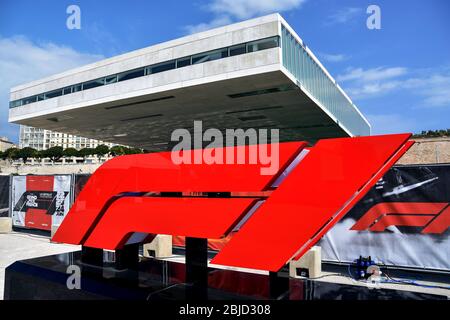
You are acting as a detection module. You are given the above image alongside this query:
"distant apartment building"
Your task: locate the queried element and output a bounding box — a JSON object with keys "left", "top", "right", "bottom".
{"left": 19, "top": 125, "right": 115, "bottom": 150}
{"left": 0, "top": 136, "right": 16, "bottom": 152}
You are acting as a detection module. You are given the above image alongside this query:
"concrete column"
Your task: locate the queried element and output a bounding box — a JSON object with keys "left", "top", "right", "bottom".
{"left": 289, "top": 246, "right": 322, "bottom": 278}
{"left": 0, "top": 217, "right": 12, "bottom": 233}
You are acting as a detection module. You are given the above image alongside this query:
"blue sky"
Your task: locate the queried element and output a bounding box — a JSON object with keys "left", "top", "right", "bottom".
{"left": 0, "top": 0, "right": 449, "bottom": 143}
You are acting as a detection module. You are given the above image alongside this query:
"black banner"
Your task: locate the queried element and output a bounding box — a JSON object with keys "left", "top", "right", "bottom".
{"left": 320, "top": 164, "right": 450, "bottom": 271}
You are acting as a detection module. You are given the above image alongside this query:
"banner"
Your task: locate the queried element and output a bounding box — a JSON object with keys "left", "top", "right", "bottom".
{"left": 0, "top": 175, "right": 9, "bottom": 217}
{"left": 11, "top": 175, "right": 72, "bottom": 231}
{"left": 320, "top": 164, "right": 450, "bottom": 271}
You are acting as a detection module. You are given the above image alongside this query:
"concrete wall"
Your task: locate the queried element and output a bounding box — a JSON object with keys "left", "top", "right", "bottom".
{"left": 10, "top": 15, "right": 280, "bottom": 101}
{"left": 397, "top": 137, "right": 450, "bottom": 165}
{"left": 0, "top": 160, "right": 100, "bottom": 175}
{"left": 10, "top": 48, "right": 281, "bottom": 121}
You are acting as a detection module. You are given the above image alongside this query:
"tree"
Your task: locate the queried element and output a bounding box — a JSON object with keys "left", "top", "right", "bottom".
{"left": 16, "top": 147, "right": 37, "bottom": 163}
{"left": 413, "top": 128, "right": 450, "bottom": 138}
{"left": 94, "top": 144, "right": 110, "bottom": 159}
{"left": 41, "top": 146, "right": 64, "bottom": 162}
{"left": 109, "top": 145, "right": 126, "bottom": 156}
{"left": 3, "top": 147, "right": 19, "bottom": 162}
{"left": 124, "top": 147, "right": 143, "bottom": 155}
{"left": 63, "top": 147, "right": 79, "bottom": 158}
{"left": 78, "top": 148, "right": 94, "bottom": 160}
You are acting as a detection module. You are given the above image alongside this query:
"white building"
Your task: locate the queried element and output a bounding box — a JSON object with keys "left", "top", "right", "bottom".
{"left": 19, "top": 125, "right": 115, "bottom": 150}
{"left": 8, "top": 14, "right": 370, "bottom": 151}
{"left": 0, "top": 136, "right": 16, "bottom": 152}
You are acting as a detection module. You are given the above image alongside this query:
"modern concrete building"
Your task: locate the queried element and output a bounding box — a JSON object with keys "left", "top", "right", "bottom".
{"left": 18, "top": 125, "right": 115, "bottom": 151}
{"left": 8, "top": 14, "right": 370, "bottom": 151}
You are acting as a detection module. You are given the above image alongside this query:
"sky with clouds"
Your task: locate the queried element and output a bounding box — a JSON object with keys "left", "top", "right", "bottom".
{"left": 0, "top": 0, "right": 449, "bottom": 143}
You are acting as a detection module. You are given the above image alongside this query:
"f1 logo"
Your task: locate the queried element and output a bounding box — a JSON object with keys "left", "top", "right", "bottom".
{"left": 53, "top": 134, "right": 413, "bottom": 272}
{"left": 351, "top": 202, "right": 450, "bottom": 234}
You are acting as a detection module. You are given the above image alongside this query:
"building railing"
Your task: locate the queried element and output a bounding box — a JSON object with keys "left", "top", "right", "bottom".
{"left": 281, "top": 25, "right": 370, "bottom": 136}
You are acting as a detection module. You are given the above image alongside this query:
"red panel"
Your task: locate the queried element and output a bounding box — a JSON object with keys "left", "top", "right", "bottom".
{"left": 211, "top": 133, "right": 412, "bottom": 271}
{"left": 25, "top": 209, "right": 52, "bottom": 231}
{"left": 173, "top": 233, "right": 235, "bottom": 251}
{"left": 208, "top": 270, "right": 269, "bottom": 298}
{"left": 369, "top": 214, "right": 434, "bottom": 232}
{"left": 26, "top": 175, "right": 54, "bottom": 191}
{"left": 422, "top": 205, "right": 450, "bottom": 234}
{"left": 25, "top": 176, "right": 54, "bottom": 231}
{"left": 83, "top": 197, "right": 256, "bottom": 250}
{"left": 351, "top": 202, "right": 447, "bottom": 231}
{"left": 53, "top": 142, "right": 306, "bottom": 245}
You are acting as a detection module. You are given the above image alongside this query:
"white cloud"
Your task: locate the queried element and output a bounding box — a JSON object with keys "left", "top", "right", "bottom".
{"left": 184, "top": 0, "right": 306, "bottom": 34}
{"left": 327, "top": 7, "right": 362, "bottom": 25}
{"left": 418, "top": 74, "right": 450, "bottom": 107}
{"left": 184, "top": 16, "right": 232, "bottom": 34}
{"left": 337, "top": 66, "right": 450, "bottom": 108}
{"left": 346, "top": 80, "right": 404, "bottom": 97}
{"left": 337, "top": 67, "right": 408, "bottom": 83}
{"left": 209, "top": 0, "right": 306, "bottom": 20}
{"left": 0, "top": 36, "right": 103, "bottom": 142}
{"left": 319, "top": 53, "right": 349, "bottom": 63}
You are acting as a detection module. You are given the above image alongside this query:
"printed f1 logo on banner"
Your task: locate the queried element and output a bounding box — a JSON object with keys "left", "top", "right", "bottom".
{"left": 351, "top": 202, "right": 450, "bottom": 234}
{"left": 53, "top": 134, "right": 413, "bottom": 272}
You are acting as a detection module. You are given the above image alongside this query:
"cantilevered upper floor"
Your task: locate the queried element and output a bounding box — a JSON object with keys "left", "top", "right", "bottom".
{"left": 9, "top": 14, "right": 370, "bottom": 150}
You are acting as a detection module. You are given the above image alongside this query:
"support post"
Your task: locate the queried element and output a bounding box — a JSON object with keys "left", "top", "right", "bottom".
{"left": 81, "top": 246, "right": 103, "bottom": 266}
{"left": 115, "top": 243, "right": 139, "bottom": 270}
{"left": 269, "top": 271, "right": 289, "bottom": 299}
{"left": 185, "top": 237, "right": 208, "bottom": 299}
{"left": 80, "top": 246, "right": 103, "bottom": 281}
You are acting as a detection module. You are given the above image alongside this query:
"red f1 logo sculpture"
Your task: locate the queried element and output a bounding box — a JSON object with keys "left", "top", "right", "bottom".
{"left": 53, "top": 134, "right": 413, "bottom": 272}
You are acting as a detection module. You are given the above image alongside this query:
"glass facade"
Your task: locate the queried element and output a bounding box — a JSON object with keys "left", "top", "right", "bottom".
{"left": 10, "top": 36, "right": 280, "bottom": 109}
{"left": 281, "top": 25, "right": 369, "bottom": 136}
{"left": 192, "top": 48, "right": 228, "bottom": 64}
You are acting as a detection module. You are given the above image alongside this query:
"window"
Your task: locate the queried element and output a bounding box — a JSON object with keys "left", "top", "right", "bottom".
{"left": 22, "top": 96, "right": 37, "bottom": 105}
{"left": 105, "top": 75, "right": 118, "bottom": 84}
{"left": 45, "top": 89, "right": 63, "bottom": 99}
{"left": 117, "top": 68, "right": 145, "bottom": 82}
{"left": 72, "top": 84, "right": 82, "bottom": 92}
{"left": 10, "top": 100, "right": 21, "bottom": 108}
{"left": 149, "top": 60, "right": 176, "bottom": 74}
{"left": 63, "top": 87, "right": 72, "bottom": 95}
{"left": 176, "top": 57, "right": 191, "bottom": 68}
{"left": 247, "top": 37, "right": 279, "bottom": 53}
{"left": 83, "top": 78, "right": 105, "bottom": 90}
{"left": 192, "top": 48, "right": 228, "bottom": 64}
{"left": 229, "top": 44, "right": 246, "bottom": 56}
{"left": 37, "top": 94, "right": 45, "bottom": 101}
